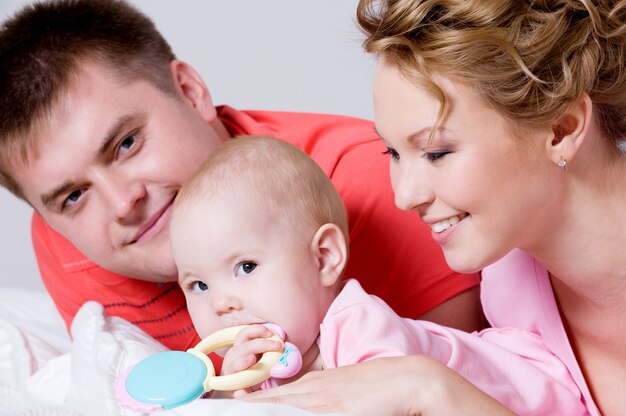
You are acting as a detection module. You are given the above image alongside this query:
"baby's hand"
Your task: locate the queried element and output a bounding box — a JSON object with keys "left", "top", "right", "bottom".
{"left": 216, "top": 324, "right": 283, "bottom": 398}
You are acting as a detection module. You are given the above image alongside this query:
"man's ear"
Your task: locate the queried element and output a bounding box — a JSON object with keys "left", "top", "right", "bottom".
{"left": 311, "top": 223, "right": 348, "bottom": 288}
{"left": 169, "top": 60, "right": 217, "bottom": 123}
{"left": 546, "top": 94, "right": 593, "bottom": 166}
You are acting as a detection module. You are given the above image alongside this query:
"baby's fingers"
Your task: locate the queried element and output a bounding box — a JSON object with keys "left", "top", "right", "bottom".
{"left": 232, "top": 324, "right": 275, "bottom": 346}
{"left": 222, "top": 337, "right": 283, "bottom": 375}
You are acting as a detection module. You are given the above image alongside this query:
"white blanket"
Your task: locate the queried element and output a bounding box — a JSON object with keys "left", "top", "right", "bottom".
{"left": 0, "top": 288, "right": 344, "bottom": 416}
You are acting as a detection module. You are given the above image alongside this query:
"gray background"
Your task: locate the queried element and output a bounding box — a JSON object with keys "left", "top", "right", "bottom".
{"left": 0, "top": 1, "right": 375, "bottom": 291}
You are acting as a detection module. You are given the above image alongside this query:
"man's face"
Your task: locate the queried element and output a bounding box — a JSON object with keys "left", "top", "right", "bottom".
{"left": 13, "top": 60, "right": 226, "bottom": 282}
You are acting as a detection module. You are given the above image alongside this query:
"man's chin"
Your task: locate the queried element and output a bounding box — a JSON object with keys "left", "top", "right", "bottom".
{"left": 102, "top": 260, "right": 178, "bottom": 283}
{"left": 129, "top": 247, "right": 178, "bottom": 282}
{"left": 132, "top": 266, "right": 179, "bottom": 283}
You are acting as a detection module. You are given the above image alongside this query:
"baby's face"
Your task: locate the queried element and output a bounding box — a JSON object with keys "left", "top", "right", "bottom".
{"left": 171, "top": 191, "right": 336, "bottom": 357}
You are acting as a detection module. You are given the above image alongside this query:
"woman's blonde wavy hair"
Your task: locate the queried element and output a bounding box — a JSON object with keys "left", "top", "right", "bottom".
{"left": 357, "top": 0, "right": 626, "bottom": 148}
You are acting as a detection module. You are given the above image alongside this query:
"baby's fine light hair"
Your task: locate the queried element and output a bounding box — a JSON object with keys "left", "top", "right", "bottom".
{"left": 357, "top": 0, "right": 626, "bottom": 149}
{"left": 174, "top": 136, "right": 350, "bottom": 248}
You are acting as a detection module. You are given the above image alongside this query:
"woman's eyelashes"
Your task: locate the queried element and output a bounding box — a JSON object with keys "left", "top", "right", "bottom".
{"left": 421, "top": 150, "right": 450, "bottom": 163}
{"left": 382, "top": 147, "right": 400, "bottom": 161}
{"left": 382, "top": 147, "right": 451, "bottom": 164}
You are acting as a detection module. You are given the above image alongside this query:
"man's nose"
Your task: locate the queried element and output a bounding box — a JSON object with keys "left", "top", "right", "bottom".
{"left": 97, "top": 172, "right": 146, "bottom": 221}
{"left": 392, "top": 162, "right": 435, "bottom": 212}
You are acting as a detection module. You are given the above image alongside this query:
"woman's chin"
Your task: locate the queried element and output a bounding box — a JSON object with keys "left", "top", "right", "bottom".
{"left": 442, "top": 251, "right": 486, "bottom": 274}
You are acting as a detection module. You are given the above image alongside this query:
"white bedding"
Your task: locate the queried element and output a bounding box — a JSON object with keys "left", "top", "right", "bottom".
{"left": 0, "top": 288, "right": 345, "bottom": 416}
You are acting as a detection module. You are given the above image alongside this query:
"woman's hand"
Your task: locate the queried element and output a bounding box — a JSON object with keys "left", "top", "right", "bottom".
{"left": 242, "top": 355, "right": 516, "bottom": 415}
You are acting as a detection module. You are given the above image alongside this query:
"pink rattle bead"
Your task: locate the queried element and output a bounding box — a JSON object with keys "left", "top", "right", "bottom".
{"left": 262, "top": 323, "right": 303, "bottom": 379}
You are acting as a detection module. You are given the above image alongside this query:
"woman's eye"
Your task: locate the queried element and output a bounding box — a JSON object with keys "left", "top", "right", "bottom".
{"left": 382, "top": 147, "right": 400, "bottom": 162}
{"left": 421, "top": 151, "right": 450, "bottom": 163}
{"left": 235, "top": 262, "right": 257, "bottom": 276}
{"left": 191, "top": 280, "right": 209, "bottom": 292}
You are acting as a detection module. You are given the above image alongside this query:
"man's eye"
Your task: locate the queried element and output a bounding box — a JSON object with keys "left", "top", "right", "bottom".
{"left": 235, "top": 262, "right": 257, "bottom": 276}
{"left": 191, "top": 280, "right": 209, "bottom": 292}
{"left": 382, "top": 147, "right": 400, "bottom": 162}
{"left": 117, "top": 133, "right": 137, "bottom": 155}
{"left": 421, "top": 151, "right": 450, "bottom": 163}
{"left": 62, "top": 189, "right": 83, "bottom": 210}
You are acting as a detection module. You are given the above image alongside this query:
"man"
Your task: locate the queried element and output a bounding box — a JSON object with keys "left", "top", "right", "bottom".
{"left": 0, "top": 0, "right": 483, "bottom": 350}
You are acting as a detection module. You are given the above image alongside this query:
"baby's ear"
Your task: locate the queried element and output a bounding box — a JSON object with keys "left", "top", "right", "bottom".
{"left": 311, "top": 224, "right": 347, "bottom": 287}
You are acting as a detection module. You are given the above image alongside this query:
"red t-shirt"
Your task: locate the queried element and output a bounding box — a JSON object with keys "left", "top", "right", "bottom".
{"left": 32, "top": 106, "right": 479, "bottom": 351}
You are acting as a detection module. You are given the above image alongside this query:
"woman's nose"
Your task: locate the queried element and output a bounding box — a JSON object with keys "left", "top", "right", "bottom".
{"left": 392, "top": 162, "right": 435, "bottom": 212}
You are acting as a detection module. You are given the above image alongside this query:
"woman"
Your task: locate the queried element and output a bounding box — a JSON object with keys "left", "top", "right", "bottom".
{"left": 245, "top": 1, "right": 626, "bottom": 414}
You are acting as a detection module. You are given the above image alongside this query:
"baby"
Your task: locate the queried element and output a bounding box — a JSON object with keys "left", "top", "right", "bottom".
{"left": 169, "top": 136, "right": 585, "bottom": 412}
{"left": 170, "top": 136, "right": 349, "bottom": 393}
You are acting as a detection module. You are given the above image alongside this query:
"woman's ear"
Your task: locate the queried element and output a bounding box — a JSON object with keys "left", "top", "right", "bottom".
{"left": 169, "top": 60, "right": 217, "bottom": 123}
{"left": 547, "top": 94, "right": 593, "bottom": 166}
{"left": 311, "top": 223, "right": 348, "bottom": 288}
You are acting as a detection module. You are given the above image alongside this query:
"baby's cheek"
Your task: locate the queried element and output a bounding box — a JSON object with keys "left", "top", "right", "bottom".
{"left": 186, "top": 302, "right": 215, "bottom": 339}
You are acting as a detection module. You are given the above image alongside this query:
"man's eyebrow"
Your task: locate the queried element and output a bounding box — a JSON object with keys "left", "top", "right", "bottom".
{"left": 40, "top": 113, "right": 141, "bottom": 210}
{"left": 41, "top": 181, "right": 75, "bottom": 209}
{"left": 97, "top": 113, "right": 141, "bottom": 156}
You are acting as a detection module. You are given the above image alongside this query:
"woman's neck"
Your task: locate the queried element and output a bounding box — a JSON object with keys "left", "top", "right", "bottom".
{"left": 533, "top": 151, "right": 626, "bottom": 415}
{"left": 523, "top": 154, "right": 626, "bottom": 306}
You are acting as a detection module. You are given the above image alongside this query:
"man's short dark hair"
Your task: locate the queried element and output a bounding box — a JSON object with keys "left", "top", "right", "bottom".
{"left": 0, "top": 0, "right": 177, "bottom": 198}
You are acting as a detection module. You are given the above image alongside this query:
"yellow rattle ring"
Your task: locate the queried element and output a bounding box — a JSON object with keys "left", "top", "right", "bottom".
{"left": 186, "top": 325, "right": 284, "bottom": 392}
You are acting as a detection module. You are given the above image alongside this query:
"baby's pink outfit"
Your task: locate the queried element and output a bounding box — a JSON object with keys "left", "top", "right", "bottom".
{"left": 319, "top": 250, "right": 597, "bottom": 415}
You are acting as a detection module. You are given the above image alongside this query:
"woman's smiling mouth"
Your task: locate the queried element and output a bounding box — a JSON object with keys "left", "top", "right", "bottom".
{"left": 430, "top": 213, "right": 468, "bottom": 233}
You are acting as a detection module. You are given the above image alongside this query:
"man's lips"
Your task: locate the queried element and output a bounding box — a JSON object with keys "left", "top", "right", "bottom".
{"left": 129, "top": 199, "right": 175, "bottom": 245}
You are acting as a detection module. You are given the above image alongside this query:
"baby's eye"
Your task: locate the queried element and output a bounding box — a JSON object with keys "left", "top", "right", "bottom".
{"left": 235, "top": 262, "right": 257, "bottom": 276}
{"left": 382, "top": 147, "right": 400, "bottom": 162}
{"left": 191, "top": 280, "right": 208, "bottom": 292}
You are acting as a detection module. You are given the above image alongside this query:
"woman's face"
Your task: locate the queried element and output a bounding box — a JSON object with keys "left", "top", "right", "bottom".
{"left": 372, "top": 59, "right": 559, "bottom": 272}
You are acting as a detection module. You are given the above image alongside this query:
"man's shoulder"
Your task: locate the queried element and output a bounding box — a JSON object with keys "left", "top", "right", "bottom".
{"left": 219, "top": 106, "right": 380, "bottom": 174}
{"left": 32, "top": 212, "right": 104, "bottom": 275}
{"left": 241, "top": 108, "right": 373, "bottom": 128}
{"left": 219, "top": 106, "right": 375, "bottom": 144}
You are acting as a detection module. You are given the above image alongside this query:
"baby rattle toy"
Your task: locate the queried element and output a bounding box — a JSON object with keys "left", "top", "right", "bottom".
{"left": 115, "top": 323, "right": 302, "bottom": 411}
